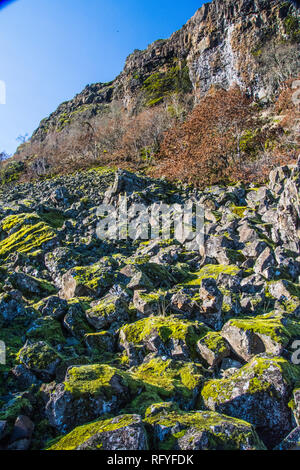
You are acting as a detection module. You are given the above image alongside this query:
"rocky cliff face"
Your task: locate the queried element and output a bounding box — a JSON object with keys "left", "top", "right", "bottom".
{"left": 30, "top": 0, "right": 300, "bottom": 145}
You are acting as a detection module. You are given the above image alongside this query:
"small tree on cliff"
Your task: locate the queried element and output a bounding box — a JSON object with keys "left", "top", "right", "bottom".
{"left": 156, "top": 85, "right": 258, "bottom": 186}
{"left": 0, "top": 151, "right": 9, "bottom": 167}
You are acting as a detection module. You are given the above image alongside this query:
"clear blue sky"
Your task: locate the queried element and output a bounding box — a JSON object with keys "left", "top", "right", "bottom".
{"left": 0, "top": 0, "right": 204, "bottom": 155}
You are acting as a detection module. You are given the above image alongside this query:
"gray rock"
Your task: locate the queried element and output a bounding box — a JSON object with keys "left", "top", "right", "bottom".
{"left": 199, "top": 278, "right": 223, "bottom": 329}
{"left": 0, "top": 420, "right": 8, "bottom": 441}
{"left": 254, "top": 247, "right": 276, "bottom": 277}
{"left": 86, "top": 294, "right": 129, "bottom": 330}
{"left": 202, "top": 354, "right": 296, "bottom": 448}
{"left": 275, "top": 427, "right": 300, "bottom": 450}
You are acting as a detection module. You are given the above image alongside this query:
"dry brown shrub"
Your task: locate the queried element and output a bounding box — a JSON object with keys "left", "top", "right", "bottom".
{"left": 153, "top": 85, "right": 259, "bottom": 187}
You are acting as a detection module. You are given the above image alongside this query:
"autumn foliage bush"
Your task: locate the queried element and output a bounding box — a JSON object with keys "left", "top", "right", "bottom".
{"left": 15, "top": 98, "right": 189, "bottom": 180}
{"left": 13, "top": 83, "right": 299, "bottom": 187}
{"left": 153, "top": 85, "right": 298, "bottom": 186}
{"left": 153, "top": 86, "right": 258, "bottom": 186}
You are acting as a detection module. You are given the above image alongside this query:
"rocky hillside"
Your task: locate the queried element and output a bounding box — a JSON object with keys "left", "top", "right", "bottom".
{"left": 0, "top": 157, "right": 299, "bottom": 450}
{"left": 19, "top": 0, "right": 300, "bottom": 147}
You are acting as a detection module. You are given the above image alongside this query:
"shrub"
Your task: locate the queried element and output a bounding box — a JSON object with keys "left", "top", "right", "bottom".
{"left": 153, "top": 86, "right": 259, "bottom": 186}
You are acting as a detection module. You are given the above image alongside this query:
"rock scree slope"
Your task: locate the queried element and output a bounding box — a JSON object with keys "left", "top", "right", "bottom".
{"left": 0, "top": 158, "right": 299, "bottom": 450}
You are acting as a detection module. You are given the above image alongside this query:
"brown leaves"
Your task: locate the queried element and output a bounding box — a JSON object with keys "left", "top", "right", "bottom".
{"left": 155, "top": 86, "right": 257, "bottom": 187}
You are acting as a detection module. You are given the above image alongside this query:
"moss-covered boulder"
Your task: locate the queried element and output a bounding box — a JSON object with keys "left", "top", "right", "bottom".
{"left": 138, "top": 262, "right": 176, "bottom": 289}
{"left": 183, "top": 264, "right": 241, "bottom": 287}
{"left": 201, "top": 354, "right": 300, "bottom": 447}
{"left": 170, "top": 289, "right": 199, "bottom": 318}
{"left": 0, "top": 394, "right": 33, "bottom": 426}
{"left": 0, "top": 213, "right": 56, "bottom": 259}
{"left": 120, "top": 264, "right": 154, "bottom": 291}
{"left": 144, "top": 401, "right": 180, "bottom": 418}
{"left": 46, "top": 414, "right": 148, "bottom": 450}
{"left": 45, "top": 364, "right": 143, "bottom": 432}
{"left": 44, "top": 247, "right": 87, "bottom": 287}
{"left": 132, "top": 357, "right": 205, "bottom": 408}
{"left": 26, "top": 316, "right": 65, "bottom": 346}
{"left": 86, "top": 294, "right": 129, "bottom": 330}
{"left": 144, "top": 410, "right": 265, "bottom": 450}
{"left": 133, "top": 290, "right": 163, "bottom": 317}
{"left": 60, "top": 258, "right": 118, "bottom": 300}
{"left": 197, "top": 332, "right": 230, "bottom": 368}
{"left": 221, "top": 312, "right": 300, "bottom": 361}
{"left": 63, "top": 302, "right": 93, "bottom": 339}
{"left": 119, "top": 315, "right": 210, "bottom": 366}
{"left": 268, "top": 280, "right": 300, "bottom": 301}
{"left": 9, "top": 272, "right": 57, "bottom": 300}
{"left": 17, "top": 341, "right": 62, "bottom": 381}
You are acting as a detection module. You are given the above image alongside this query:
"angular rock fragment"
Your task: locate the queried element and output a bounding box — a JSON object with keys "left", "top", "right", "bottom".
{"left": 197, "top": 332, "right": 230, "bottom": 368}
{"left": 86, "top": 294, "right": 129, "bottom": 330}
{"left": 119, "top": 315, "right": 209, "bottom": 366}
{"left": 47, "top": 414, "right": 148, "bottom": 450}
{"left": 145, "top": 410, "right": 265, "bottom": 450}
{"left": 202, "top": 354, "right": 299, "bottom": 447}
{"left": 45, "top": 364, "right": 143, "bottom": 432}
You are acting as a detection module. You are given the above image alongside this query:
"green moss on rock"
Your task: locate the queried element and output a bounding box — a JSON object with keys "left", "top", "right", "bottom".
{"left": 145, "top": 410, "right": 265, "bottom": 450}
{"left": 132, "top": 357, "right": 204, "bottom": 400}
{"left": 183, "top": 265, "right": 240, "bottom": 286}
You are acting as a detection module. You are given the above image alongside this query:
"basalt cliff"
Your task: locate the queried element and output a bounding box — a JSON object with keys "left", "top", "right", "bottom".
{"left": 28, "top": 0, "right": 299, "bottom": 145}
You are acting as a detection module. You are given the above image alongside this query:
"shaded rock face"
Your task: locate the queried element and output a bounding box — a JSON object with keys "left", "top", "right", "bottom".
{"left": 45, "top": 364, "right": 141, "bottom": 433}
{"left": 202, "top": 355, "right": 297, "bottom": 448}
{"left": 29, "top": 0, "right": 300, "bottom": 144}
{"left": 275, "top": 426, "right": 300, "bottom": 450}
{"left": 144, "top": 409, "right": 265, "bottom": 450}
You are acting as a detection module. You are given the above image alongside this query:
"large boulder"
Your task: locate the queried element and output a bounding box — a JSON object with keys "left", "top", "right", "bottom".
{"left": 198, "top": 278, "right": 223, "bottom": 330}
{"left": 201, "top": 354, "right": 299, "bottom": 447}
{"left": 133, "top": 290, "right": 162, "bottom": 318}
{"left": 197, "top": 332, "right": 230, "bottom": 368}
{"left": 84, "top": 331, "right": 116, "bottom": 353}
{"left": 63, "top": 302, "right": 93, "bottom": 339}
{"left": 60, "top": 258, "right": 118, "bottom": 300}
{"left": 132, "top": 357, "right": 205, "bottom": 409}
{"left": 46, "top": 414, "right": 148, "bottom": 450}
{"left": 7, "top": 415, "right": 35, "bottom": 451}
{"left": 119, "top": 315, "right": 210, "bottom": 366}
{"left": 45, "top": 364, "right": 143, "bottom": 432}
{"left": 9, "top": 272, "right": 57, "bottom": 299}
{"left": 25, "top": 316, "right": 65, "bottom": 346}
{"left": 272, "top": 166, "right": 300, "bottom": 252}
{"left": 145, "top": 409, "right": 265, "bottom": 450}
{"left": 86, "top": 294, "right": 129, "bottom": 330}
{"left": 221, "top": 313, "right": 300, "bottom": 361}
{"left": 37, "top": 296, "right": 68, "bottom": 320}
{"left": 254, "top": 247, "right": 277, "bottom": 279}
{"left": 119, "top": 264, "right": 154, "bottom": 291}
{"left": 17, "top": 341, "right": 61, "bottom": 381}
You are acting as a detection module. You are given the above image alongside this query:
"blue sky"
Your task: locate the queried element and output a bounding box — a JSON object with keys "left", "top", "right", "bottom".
{"left": 0, "top": 0, "right": 204, "bottom": 154}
